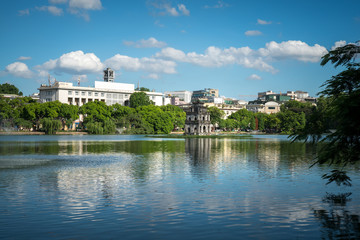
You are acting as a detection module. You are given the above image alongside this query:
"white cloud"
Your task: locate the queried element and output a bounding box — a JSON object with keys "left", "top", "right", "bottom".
{"left": 69, "top": 0, "right": 102, "bottom": 10}
{"left": 331, "top": 40, "right": 347, "bottom": 50}
{"left": 5, "top": 62, "right": 34, "bottom": 78}
{"left": 144, "top": 73, "right": 160, "bottom": 79}
{"left": 156, "top": 40, "right": 328, "bottom": 73}
{"left": 105, "top": 54, "right": 177, "bottom": 75}
{"left": 38, "top": 50, "right": 104, "bottom": 74}
{"left": 257, "top": 19, "right": 271, "bottom": 25}
{"left": 124, "top": 37, "right": 167, "bottom": 48}
{"left": 247, "top": 74, "right": 262, "bottom": 80}
{"left": 245, "top": 30, "right": 262, "bottom": 36}
{"left": 68, "top": 0, "right": 102, "bottom": 20}
{"left": 18, "top": 9, "right": 30, "bottom": 16}
{"left": 204, "top": 1, "right": 230, "bottom": 9}
{"left": 18, "top": 56, "right": 32, "bottom": 61}
{"left": 36, "top": 6, "right": 64, "bottom": 16}
{"left": 72, "top": 74, "right": 88, "bottom": 83}
{"left": 156, "top": 46, "right": 276, "bottom": 73}
{"left": 49, "top": 0, "right": 68, "bottom": 4}
{"left": 259, "top": 40, "right": 328, "bottom": 62}
{"left": 178, "top": 4, "right": 190, "bottom": 16}
{"left": 148, "top": 1, "right": 190, "bottom": 17}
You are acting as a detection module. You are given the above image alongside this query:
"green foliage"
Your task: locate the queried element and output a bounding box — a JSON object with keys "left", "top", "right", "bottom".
{"left": 0, "top": 83, "right": 23, "bottom": 95}
{"left": 129, "top": 92, "right": 153, "bottom": 108}
{"left": 136, "top": 105, "right": 173, "bottom": 134}
{"left": 79, "top": 101, "right": 112, "bottom": 124}
{"left": 293, "top": 42, "right": 360, "bottom": 186}
{"left": 160, "top": 104, "right": 186, "bottom": 130}
{"left": 40, "top": 118, "right": 61, "bottom": 134}
{"left": 85, "top": 121, "right": 104, "bottom": 134}
{"left": 228, "top": 109, "right": 256, "bottom": 130}
{"left": 207, "top": 106, "right": 225, "bottom": 125}
{"left": 135, "top": 87, "right": 150, "bottom": 92}
{"left": 277, "top": 111, "right": 306, "bottom": 134}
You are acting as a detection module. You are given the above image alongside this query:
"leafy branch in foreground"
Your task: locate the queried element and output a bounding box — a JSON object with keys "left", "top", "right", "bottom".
{"left": 292, "top": 41, "right": 360, "bottom": 186}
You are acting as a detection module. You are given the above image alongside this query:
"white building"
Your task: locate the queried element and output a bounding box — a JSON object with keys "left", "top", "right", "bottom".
{"left": 164, "top": 90, "right": 192, "bottom": 104}
{"left": 38, "top": 68, "right": 165, "bottom": 106}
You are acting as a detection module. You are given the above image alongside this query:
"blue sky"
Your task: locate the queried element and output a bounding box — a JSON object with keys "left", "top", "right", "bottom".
{"left": 0, "top": 0, "right": 359, "bottom": 100}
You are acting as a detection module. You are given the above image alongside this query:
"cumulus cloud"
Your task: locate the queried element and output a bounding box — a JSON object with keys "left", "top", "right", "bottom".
{"left": 257, "top": 19, "right": 271, "bottom": 25}
{"left": 36, "top": 6, "right": 64, "bottom": 16}
{"left": 156, "top": 46, "right": 276, "bottom": 73}
{"left": 247, "top": 74, "right": 262, "bottom": 80}
{"left": 155, "top": 40, "right": 328, "bottom": 73}
{"left": 259, "top": 40, "right": 328, "bottom": 62}
{"left": 148, "top": 1, "right": 190, "bottom": 17}
{"left": 331, "top": 40, "right": 347, "bottom": 50}
{"left": 124, "top": 37, "right": 167, "bottom": 48}
{"left": 177, "top": 4, "right": 190, "bottom": 16}
{"left": 18, "top": 9, "right": 30, "bottom": 16}
{"left": 204, "top": 1, "right": 230, "bottom": 9}
{"left": 245, "top": 30, "right": 262, "bottom": 36}
{"left": 18, "top": 56, "right": 32, "bottom": 61}
{"left": 4, "top": 62, "right": 34, "bottom": 78}
{"left": 105, "top": 54, "right": 177, "bottom": 75}
{"left": 68, "top": 0, "right": 103, "bottom": 20}
{"left": 38, "top": 50, "right": 104, "bottom": 75}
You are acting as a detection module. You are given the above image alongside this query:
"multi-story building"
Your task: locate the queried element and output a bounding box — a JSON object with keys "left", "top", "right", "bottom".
{"left": 164, "top": 90, "right": 192, "bottom": 104}
{"left": 191, "top": 88, "right": 219, "bottom": 103}
{"left": 38, "top": 68, "right": 165, "bottom": 106}
{"left": 247, "top": 101, "right": 280, "bottom": 114}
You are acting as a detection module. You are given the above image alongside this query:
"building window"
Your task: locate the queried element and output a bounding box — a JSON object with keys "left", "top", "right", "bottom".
{"left": 88, "top": 92, "right": 92, "bottom": 96}
{"left": 268, "top": 107, "right": 276, "bottom": 110}
{"left": 107, "top": 93, "right": 111, "bottom": 98}
{"left": 68, "top": 91, "right": 72, "bottom": 95}
{"left": 95, "top": 92, "right": 98, "bottom": 97}
{"left": 82, "top": 92, "right": 85, "bottom": 96}
{"left": 47, "top": 91, "right": 52, "bottom": 96}
{"left": 101, "top": 93, "right": 104, "bottom": 97}
{"left": 75, "top": 91, "right": 79, "bottom": 96}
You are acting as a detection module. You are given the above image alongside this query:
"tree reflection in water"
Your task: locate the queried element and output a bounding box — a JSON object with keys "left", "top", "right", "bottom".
{"left": 314, "top": 192, "right": 360, "bottom": 239}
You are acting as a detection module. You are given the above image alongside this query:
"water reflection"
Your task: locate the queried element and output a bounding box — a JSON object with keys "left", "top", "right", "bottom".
{"left": 1, "top": 135, "right": 360, "bottom": 239}
{"left": 314, "top": 192, "right": 360, "bottom": 239}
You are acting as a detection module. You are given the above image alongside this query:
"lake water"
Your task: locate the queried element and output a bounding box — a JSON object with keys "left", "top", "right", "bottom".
{"left": 0, "top": 135, "right": 359, "bottom": 239}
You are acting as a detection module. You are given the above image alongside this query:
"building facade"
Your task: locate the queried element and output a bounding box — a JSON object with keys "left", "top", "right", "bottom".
{"left": 164, "top": 90, "right": 192, "bottom": 104}
{"left": 38, "top": 68, "right": 165, "bottom": 106}
{"left": 184, "top": 104, "right": 212, "bottom": 135}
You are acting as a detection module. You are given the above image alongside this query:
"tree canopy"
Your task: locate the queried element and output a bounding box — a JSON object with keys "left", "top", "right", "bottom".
{"left": 129, "top": 92, "right": 153, "bottom": 108}
{"left": 0, "top": 83, "right": 23, "bottom": 95}
{"left": 293, "top": 41, "right": 360, "bottom": 186}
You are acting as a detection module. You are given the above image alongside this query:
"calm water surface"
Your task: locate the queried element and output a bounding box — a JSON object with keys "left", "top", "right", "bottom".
{"left": 0, "top": 135, "right": 359, "bottom": 239}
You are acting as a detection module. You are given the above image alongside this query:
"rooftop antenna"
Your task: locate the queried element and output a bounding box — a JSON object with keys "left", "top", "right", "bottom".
{"left": 48, "top": 74, "right": 51, "bottom": 86}
{"left": 137, "top": 80, "right": 140, "bottom": 90}
{"left": 78, "top": 76, "right": 80, "bottom": 86}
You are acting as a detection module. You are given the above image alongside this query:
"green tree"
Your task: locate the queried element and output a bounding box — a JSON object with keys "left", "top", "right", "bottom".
{"left": 137, "top": 105, "right": 173, "bottom": 134}
{"left": 293, "top": 41, "right": 360, "bottom": 186}
{"left": 40, "top": 118, "right": 62, "bottom": 134}
{"left": 160, "top": 104, "right": 186, "bottom": 130}
{"left": 0, "top": 83, "right": 23, "bottom": 95}
{"left": 228, "top": 109, "right": 255, "bottom": 130}
{"left": 129, "top": 92, "right": 153, "bottom": 108}
{"left": 80, "top": 101, "right": 115, "bottom": 134}
{"left": 135, "top": 87, "right": 150, "bottom": 92}
{"left": 207, "top": 106, "right": 225, "bottom": 125}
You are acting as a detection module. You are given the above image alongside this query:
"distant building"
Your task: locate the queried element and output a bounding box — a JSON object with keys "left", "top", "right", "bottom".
{"left": 257, "top": 90, "right": 313, "bottom": 102}
{"left": 164, "top": 90, "right": 192, "bottom": 104}
{"left": 191, "top": 88, "right": 219, "bottom": 103}
{"left": 38, "top": 68, "right": 165, "bottom": 106}
{"left": 247, "top": 101, "right": 280, "bottom": 114}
